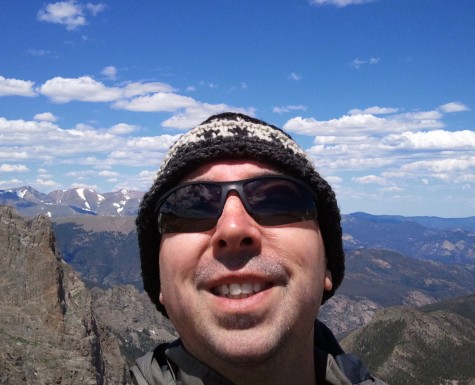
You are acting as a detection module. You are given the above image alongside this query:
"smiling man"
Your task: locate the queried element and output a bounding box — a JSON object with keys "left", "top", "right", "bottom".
{"left": 132, "top": 113, "right": 388, "bottom": 385}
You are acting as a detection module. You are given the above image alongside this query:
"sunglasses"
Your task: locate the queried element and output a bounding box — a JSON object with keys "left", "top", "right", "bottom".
{"left": 155, "top": 175, "right": 317, "bottom": 234}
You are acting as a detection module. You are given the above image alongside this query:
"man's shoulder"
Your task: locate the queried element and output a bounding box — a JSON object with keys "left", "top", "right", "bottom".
{"left": 130, "top": 340, "right": 180, "bottom": 385}
{"left": 131, "top": 325, "right": 390, "bottom": 385}
{"left": 130, "top": 339, "right": 233, "bottom": 385}
{"left": 325, "top": 352, "right": 389, "bottom": 385}
{"left": 315, "top": 320, "right": 389, "bottom": 385}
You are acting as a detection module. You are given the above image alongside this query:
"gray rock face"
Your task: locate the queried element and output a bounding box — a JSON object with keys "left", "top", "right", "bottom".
{"left": 0, "top": 206, "right": 128, "bottom": 384}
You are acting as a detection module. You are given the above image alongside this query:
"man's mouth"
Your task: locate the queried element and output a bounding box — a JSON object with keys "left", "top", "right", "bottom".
{"left": 212, "top": 282, "right": 271, "bottom": 299}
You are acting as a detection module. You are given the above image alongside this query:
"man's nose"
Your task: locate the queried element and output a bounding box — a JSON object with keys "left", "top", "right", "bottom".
{"left": 210, "top": 192, "right": 262, "bottom": 254}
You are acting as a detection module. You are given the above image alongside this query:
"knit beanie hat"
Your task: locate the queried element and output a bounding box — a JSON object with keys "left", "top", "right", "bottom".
{"left": 136, "top": 112, "right": 344, "bottom": 317}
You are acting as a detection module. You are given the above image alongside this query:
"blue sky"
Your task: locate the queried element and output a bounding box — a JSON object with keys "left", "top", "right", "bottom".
{"left": 1, "top": 0, "right": 474, "bottom": 217}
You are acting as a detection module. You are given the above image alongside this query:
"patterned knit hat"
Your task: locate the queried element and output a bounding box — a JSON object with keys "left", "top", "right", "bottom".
{"left": 136, "top": 112, "right": 344, "bottom": 316}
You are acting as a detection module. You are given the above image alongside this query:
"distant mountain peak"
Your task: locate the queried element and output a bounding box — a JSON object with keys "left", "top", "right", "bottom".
{"left": 1, "top": 185, "right": 143, "bottom": 218}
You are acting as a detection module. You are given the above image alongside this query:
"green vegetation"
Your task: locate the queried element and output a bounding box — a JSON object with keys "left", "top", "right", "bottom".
{"left": 341, "top": 297, "right": 475, "bottom": 385}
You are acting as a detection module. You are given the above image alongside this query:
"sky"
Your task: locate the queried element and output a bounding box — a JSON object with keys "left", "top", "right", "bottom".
{"left": 1, "top": 0, "right": 474, "bottom": 218}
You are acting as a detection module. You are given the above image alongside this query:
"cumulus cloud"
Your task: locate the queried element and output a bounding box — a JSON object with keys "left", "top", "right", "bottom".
{"left": 38, "top": 76, "right": 174, "bottom": 103}
{"left": 309, "top": 0, "right": 376, "bottom": 6}
{"left": 161, "top": 104, "right": 256, "bottom": 130}
{"left": 0, "top": 164, "right": 29, "bottom": 173}
{"left": 401, "top": 157, "right": 475, "bottom": 174}
{"left": 101, "top": 66, "right": 118, "bottom": 80}
{"left": 107, "top": 123, "right": 137, "bottom": 135}
{"left": 98, "top": 170, "right": 119, "bottom": 178}
{"left": 40, "top": 76, "right": 121, "bottom": 102}
{"left": 5, "top": 74, "right": 255, "bottom": 131}
{"left": 34, "top": 112, "right": 58, "bottom": 122}
{"left": 0, "top": 114, "right": 187, "bottom": 191}
{"left": 0, "top": 179, "right": 23, "bottom": 188}
{"left": 114, "top": 92, "right": 197, "bottom": 112}
{"left": 284, "top": 102, "right": 475, "bottom": 195}
{"left": 283, "top": 108, "right": 445, "bottom": 136}
{"left": 352, "top": 175, "right": 387, "bottom": 185}
{"left": 438, "top": 102, "right": 469, "bottom": 113}
{"left": 37, "top": 1, "right": 106, "bottom": 30}
{"left": 383, "top": 130, "right": 475, "bottom": 150}
{"left": 0, "top": 76, "right": 36, "bottom": 97}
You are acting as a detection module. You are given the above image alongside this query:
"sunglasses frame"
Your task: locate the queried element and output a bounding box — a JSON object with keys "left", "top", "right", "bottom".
{"left": 155, "top": 175, "right": 318, "bottom": 234}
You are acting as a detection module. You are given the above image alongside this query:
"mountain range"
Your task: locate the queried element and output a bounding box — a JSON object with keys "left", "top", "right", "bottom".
{"left": 4, "top": 185, "right": 475, "bottom": 334}
{"left": 4, "top": 185, "right": 475, "bottom": 267}
{"left": 340, "top": 293, "right": 475, "bottom": 385}
{"left": 0, "top": 186, "right": 142, "bottom": 217}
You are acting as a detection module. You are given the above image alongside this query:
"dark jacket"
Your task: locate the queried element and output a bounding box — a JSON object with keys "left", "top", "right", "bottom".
{"left": 131, "top": 320, "right": 389, "bottom": 385}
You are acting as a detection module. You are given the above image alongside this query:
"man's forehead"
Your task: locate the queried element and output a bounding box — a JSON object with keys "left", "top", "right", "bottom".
{"left": 181, "top": 160, "right": 284, "bottom": 183}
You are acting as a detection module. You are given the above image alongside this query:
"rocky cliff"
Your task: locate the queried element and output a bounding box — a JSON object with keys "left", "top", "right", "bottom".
{"left": 0, "top": 206, "right": 175, "bottom": 384}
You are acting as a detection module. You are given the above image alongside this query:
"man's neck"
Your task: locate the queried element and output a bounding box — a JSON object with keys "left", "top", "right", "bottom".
{"left": 205, "top": 330, "right": 318, "bottom": 385}
{"left": 219, "top": 351, "right": 317, "bottom": 385}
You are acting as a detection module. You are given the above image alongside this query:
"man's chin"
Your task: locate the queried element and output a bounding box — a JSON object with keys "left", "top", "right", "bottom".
{"left": 206, "top": 328, "right": 284, "bottom": 365}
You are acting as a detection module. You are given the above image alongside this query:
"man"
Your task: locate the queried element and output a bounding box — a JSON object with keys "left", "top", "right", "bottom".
{"left": 132, "top": 113, "right": 388, "bottom": 384}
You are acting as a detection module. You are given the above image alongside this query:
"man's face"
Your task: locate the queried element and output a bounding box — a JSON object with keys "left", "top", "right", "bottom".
{"left": 158, "top": 160, "right": 332, "bottom": 368}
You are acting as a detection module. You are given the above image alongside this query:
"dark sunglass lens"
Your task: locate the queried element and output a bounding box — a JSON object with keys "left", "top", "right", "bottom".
{"left": 244, "top": 178, "right": 316, "bottom": 226}
{"left": 158, "top": 184, "right": 222, "bottom": 233}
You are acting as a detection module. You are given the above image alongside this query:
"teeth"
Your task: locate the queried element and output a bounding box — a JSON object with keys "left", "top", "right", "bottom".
{"left": 215, "top": 282, "right": 266, "bottom": 298}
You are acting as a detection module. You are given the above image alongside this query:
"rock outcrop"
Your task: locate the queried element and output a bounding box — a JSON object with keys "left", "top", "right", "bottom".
{"left": 0, "top": 206, "right": 143, "bottom": 384}
{"left": 0, "top": 205, "right": 116, "bottom": 383}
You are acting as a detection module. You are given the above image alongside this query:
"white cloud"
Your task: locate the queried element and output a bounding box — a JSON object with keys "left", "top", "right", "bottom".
{"left": 284, "top": 102, "right": 475, "bottom": 194}
{"left": 288, "top": 72, "right": 301, "bottom": 81}
{"left": 0, "top": 179, "right": 23, "bottom": 188}
{"left": 71, "top": 182, "right": 99, "bottom": 190}
{"left": 380, "top": 186, "right": 404, "bottom": 193}
{"left": 383, "top": 130, "right": 475, "bottom": 150}
{"left": 40, "top": 76, "right": 122, "bottom": 102}
{"left": 309, "top": 0, "right": 376, "bottom": 6}
{"left": 438, "top": 102, "right": 469, "bottom": 113}
{"left": 325, "top": 176, "right": 343, "bottom": 185}
{"left": 284, "top": 108, "right": 445, "bottom": 136}
{"left": 101, "top": 66, "right": 118, "bottom": 80}
{"left": 348, "top": 106, "right": 399, "bottom": 115}
{"left": 0, "top": 76, "right": 36, "bottom": 97}
{"left": 35, "top": 178, "right": 60, "bottom": 188}
{"left": 34, "top": 112, "right": 58, "bottom": 122}
{"left": 126, "top": 135, "right": 179, "bottom": 150}
{"left": 86, "top": 3, "right": 106, "bottom": 16}
{"left": 98, "top": 170, "right": 119, "bottom": 178}
{"left": 273, "top": 105, "right": 307, "bottom": 114}
{"left": 401, "top": 157, "right": 475, "bottom": 174}
{"left": 350, "top": 57, "right": 380, "bottom": 68}
{"left": 161, "top": 104, "right": 256, "bottom": 130}
{"left": 121, "top": 82, "right": 175, "bottom": 97}
{"left": 114, "top": 92, "right": 197, "bottom": 112}
{"left": 107, "top": 123, "right": 137, "bottom": 135}
{"left": 352, "top": 175, "right": 387, "bottom": 185}
{"left": 0, "top": 116, "right": 178, "bottom": 171}
{"left": 0, "top": 164, "right": 29, "bottom": 173}
{"left": 37, "top": 1, "right": 106, "bottom": 30}
{"left": 39, "top": 76, "right": 173, "bottom": 103}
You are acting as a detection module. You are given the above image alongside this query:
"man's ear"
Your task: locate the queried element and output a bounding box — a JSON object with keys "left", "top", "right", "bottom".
{"left": 324, "top": 270, "right": 333, "bottom": 292}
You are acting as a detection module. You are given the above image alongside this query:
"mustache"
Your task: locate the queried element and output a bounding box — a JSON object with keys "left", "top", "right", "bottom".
{"left": 193, "top": 254, "right": 288, "bottom": 285}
